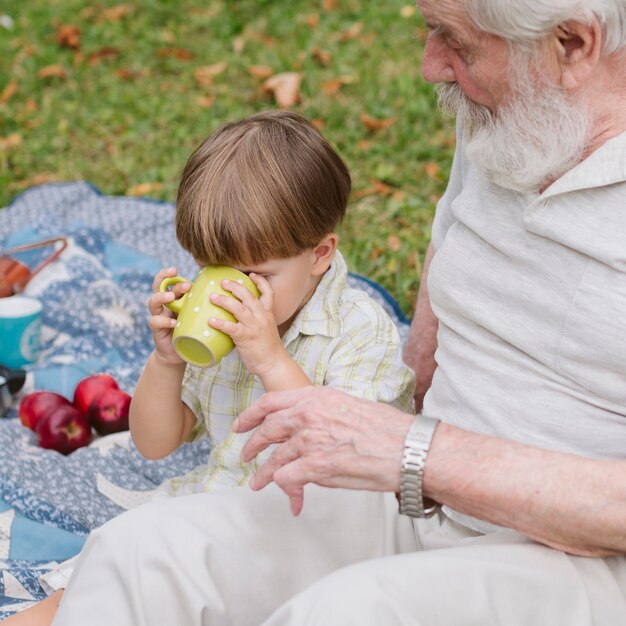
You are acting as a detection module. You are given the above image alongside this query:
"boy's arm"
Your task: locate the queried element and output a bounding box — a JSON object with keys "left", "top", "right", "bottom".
{"left": 255, "top": 358, "right": 312, "bottom": 392}
{"left": 129, "top": 351, "right": 197, "bottom": 459}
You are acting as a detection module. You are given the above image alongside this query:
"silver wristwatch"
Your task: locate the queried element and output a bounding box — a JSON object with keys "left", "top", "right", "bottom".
{"left": 399, "top": 415, "right": 441, "bottom": 518}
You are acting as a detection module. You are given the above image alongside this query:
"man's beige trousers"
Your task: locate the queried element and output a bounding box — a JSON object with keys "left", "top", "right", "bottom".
{"left": 52, "top": 484, "right": 626, "bottom": 626}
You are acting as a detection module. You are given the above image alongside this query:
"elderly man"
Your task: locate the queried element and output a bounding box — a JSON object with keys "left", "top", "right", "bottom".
{"left": 48, "top": 1, "right": 626, "bottom": 624}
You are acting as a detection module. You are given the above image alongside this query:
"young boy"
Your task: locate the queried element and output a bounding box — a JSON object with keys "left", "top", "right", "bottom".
{"left": 132, "top": 109, "right": 415, "bottom": 494}
{"left": 5, "top": 111, "right": 414, "bottom": 625}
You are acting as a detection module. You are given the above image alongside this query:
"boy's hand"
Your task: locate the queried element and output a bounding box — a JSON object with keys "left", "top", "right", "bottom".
{"left": 147, "top": 267, "right": 190, "bottom": 367}
{"left": 209, "top": 274, "right": 287, "bottom": 378}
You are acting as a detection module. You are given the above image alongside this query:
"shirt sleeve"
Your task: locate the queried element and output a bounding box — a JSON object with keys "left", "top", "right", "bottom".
{"left": 431, "top": 123, "right": 464, "bottom": 250}
{"left": 323, "top": 301, "right": 416, "bottom": 413}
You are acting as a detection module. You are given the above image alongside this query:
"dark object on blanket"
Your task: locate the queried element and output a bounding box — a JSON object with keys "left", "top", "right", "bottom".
{"left": 0, "top": 237, "right": 68, "bottom": 297}
{"left": 0, "top": 365, "right": 26, "bottom": 417}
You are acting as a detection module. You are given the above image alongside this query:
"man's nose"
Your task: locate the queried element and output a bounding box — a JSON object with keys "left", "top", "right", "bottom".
{"left": 422, "top": 34, "right": 456, "bottom": 84}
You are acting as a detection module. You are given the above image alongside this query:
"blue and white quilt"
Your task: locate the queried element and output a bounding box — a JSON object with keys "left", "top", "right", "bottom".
{"left": 0, "top": 182, "right": 410, "bottom": 617}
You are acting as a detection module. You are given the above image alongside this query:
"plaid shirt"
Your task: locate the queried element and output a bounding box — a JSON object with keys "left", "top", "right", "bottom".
{"left": 159, "top": 251, "right": 415, "bottom": 496}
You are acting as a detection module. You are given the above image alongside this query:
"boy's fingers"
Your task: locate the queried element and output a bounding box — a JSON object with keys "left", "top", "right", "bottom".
{"left": 149, "top": 315, "right": 177, "bottom": 330}
{"left": 221, "top": 280, "right": 258, "bottom": 306}
{"left": 250, "top": 274, "right": 274, "bottom": 311}
{"left": 151, "top": 267, "right": 177, "bottom": 292}
{"left": 147, "top": 290, "right": 175, "bottom": 315}
{"left": 210, "top": 292, "right": 249, "bottom": 321}
{"left": 208, "top": 316, "right": 237, "bottom": 337}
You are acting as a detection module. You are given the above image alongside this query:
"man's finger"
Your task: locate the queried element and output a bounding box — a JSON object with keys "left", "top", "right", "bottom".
{"left": 248, "top": 433, "right": 305, "bottom": 489}
{"left": 233, "top": 388, "right": 314, "bottom": 433}
{"left": 240, "top": 407, "right": 297, "bottom": 462}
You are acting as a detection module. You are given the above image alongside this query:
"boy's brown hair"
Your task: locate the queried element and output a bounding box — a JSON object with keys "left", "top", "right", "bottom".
{"left": 176, "top": 110, "right": 351, "bottom": 266}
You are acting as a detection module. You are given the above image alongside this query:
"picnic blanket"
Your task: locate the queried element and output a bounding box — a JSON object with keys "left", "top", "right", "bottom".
{"left": 0, "top": 181, "right": 410, "bottom": 616}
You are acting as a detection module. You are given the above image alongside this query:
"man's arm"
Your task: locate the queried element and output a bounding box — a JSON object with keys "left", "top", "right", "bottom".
{"left": 403, "top": 243, "right": 438, "bottom": 411}
{"left": 425, "top": 422, "right": 626, "bottom": 557}
{"left": 234, "top": 387, "right": 626, "bottom": 557}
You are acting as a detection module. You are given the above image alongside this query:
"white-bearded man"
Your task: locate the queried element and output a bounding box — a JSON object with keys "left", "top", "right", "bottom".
{"left": 41, "top": 1, "right": 626, "bottom": 625}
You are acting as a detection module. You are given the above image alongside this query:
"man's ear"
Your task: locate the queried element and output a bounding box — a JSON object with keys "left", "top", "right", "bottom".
{"left": 310, "top": 233, "right": 339, "bottom": 276}
{"left": 552, "top": 17, "right": 602, "bottom": 90}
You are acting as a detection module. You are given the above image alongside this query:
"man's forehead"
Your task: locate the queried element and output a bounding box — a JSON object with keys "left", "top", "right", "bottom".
{"left": 416, "top": 0, "right": 471, "bottom": 32}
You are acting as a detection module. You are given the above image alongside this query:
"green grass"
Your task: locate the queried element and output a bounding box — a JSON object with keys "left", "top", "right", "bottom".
{"left": 0, "top": 0, "right": 455, "bottom": 315}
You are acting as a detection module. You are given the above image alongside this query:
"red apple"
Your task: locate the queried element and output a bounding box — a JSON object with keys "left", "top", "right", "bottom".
{"left": 73, "top": 373, "right": 119, "bottom": 415}
{"left": 88, "top": 388, "right": 131, "bottom": 435}
{"left": 18, "top": 391, "right": 71, "bottom": 431}
{"left": 36, "top": 405, "right": 93, "bottom": 455}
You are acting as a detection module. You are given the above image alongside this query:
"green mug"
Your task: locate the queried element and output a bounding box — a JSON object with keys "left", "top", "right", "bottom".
{"left": 159, "top": 266, "right": 260, "bottom": 368}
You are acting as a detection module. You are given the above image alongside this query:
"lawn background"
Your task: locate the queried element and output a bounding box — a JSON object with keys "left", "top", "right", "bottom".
{"left": 0, "top": 0, "right": 455, "bottom": 316}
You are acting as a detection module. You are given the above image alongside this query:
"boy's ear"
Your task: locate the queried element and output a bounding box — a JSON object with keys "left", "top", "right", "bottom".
{"left": 310, "top": 233, "right": 339, "bottom": 276}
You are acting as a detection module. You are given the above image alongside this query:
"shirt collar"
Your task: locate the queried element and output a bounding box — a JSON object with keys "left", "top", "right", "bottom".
{"left": 281, "top": 250, "right": 347, "bottom": 345}
{"left": 541, "top": 131, "right": 626, "bottom": 200}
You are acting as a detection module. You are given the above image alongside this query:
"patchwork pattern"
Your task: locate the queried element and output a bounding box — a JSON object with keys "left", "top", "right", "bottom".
{"left": 0, "top": 182, "right": 410, "bottom": 616}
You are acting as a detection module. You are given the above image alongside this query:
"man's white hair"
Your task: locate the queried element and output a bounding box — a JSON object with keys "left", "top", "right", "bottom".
{"left": 465, "top": 0, "right": 626, "bottom": 54}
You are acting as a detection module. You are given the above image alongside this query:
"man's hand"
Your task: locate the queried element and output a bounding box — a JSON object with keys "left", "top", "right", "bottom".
{"left": 233, "top": 387, "right": 414, "bottom": 515}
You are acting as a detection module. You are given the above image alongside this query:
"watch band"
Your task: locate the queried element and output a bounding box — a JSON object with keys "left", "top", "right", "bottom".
{"left": 399, "top": 414, "right": 440, "bottom": 518}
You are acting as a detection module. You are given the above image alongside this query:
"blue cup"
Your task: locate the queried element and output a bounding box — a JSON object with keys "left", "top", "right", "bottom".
{"left": 0, "top": 296, "right": 43, "bottom": 368}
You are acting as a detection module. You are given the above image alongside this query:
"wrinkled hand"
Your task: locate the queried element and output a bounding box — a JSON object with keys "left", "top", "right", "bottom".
{"left": 208, "top": 274, "right": 287, "bottom": 377}
{"left": 147, "top": 267, "right": 190, "bottom": 367}
{"left": 232, "top": 387, "right": 414, "bottom": 515}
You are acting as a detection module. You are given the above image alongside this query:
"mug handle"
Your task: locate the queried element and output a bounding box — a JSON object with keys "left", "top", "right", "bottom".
{"left": 159, "top": 276, "right": 190, "bottom": 314}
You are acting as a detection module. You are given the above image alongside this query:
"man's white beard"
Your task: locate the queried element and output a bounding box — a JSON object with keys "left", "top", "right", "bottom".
{"left": 436, "top": 58, "right": 591, "bottom": 193}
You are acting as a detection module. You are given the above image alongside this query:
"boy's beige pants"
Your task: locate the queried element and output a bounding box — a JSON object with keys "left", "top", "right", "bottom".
{"left": 52, "top": 484, "right": 626, "bottom": 626}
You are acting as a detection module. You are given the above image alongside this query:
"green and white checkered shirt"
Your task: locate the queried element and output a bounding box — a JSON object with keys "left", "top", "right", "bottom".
{"left": 159, "top": 251, "right": 415, "bottom": 496}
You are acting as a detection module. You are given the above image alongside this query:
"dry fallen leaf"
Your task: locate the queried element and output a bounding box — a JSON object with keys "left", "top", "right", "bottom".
{"left": 360, "top": 112, "right": 397, "bottom": 132}
{"left": 400, "top": 5, "right": 416, "bottom": 17}
{"left": 196, "top": 95, "right": 216, "bottom": 108}
{"left": 0, "top": 80, "right": 18, "bottom": 104}
{"left": 247, "top": 65, "right": 273, "bottom": 79}
{"left": 263, "top": 72, "right": 302, "bottom": 108}
{"left": 0, "top": 133, "right": 22, "bottom": 150}
{"left": 321, "top": 75, "right": 356, "bottom": 95}
{"left": 56, "top": 25, "right": 81, "bottom": 50}
{"left": 357, "top": 139, "right": 370, "bottom": 151}
{"left": 233, "top": 36, "right": 245, "bottom": 55}
{"left": 353, "top": 179, "right": 395, "bottom": 199}
{"left": 115, "top": 68, "right": 148, "bottom": 81}
{"left": 369, "top": 247, "right": 383, "bottom": 261}
{"left": 127, "top": 182, "right": 163, "bottom": 196}
{"left": 102, "top": 4, "right": 133, "bottom": 21}
{"left": 157, "top": 48, "right": 194, "bottom": 60}
{"left": 306, "top": 14, "right": 319, "bottom": 28}
{"left": 322, "top": 0, "right": 338, "bottom": 11}
{"left": 37, "top": 65, "right": 67, "bottom": 80}
{"left": 387, "top": 235, "right": 403, "bottom": 252}
{"left": 312, "top": 118, "right": 324, "bottom": 130}
{"left": 9, "top": 172, "right": 58, "bottom": 191}
{"left": 87, "top": 47, "right": 120, "bottom": 64}
{"left": 321, "top": 79, "right": 343, "bottom": 96}
{"left": 311, "top": 46, "right": 332, "bottom": 66}
{"left": 424, "top": 162, "right": 440, "bottom": 179}
{"left": 338, "top": 22, "right": 363, "bottom": 42}
{"left": 193, "top": 63, "right": 227, "bottom": 86}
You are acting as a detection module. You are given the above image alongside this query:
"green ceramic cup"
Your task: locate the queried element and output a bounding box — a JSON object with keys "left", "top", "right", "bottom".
{"left": 159, "top": 266, "right": 260, "bottom": 368}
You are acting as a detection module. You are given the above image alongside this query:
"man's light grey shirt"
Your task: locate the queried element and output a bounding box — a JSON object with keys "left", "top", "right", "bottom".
{"left": 424, "top": 129, "right": 626, "bottom": 533}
